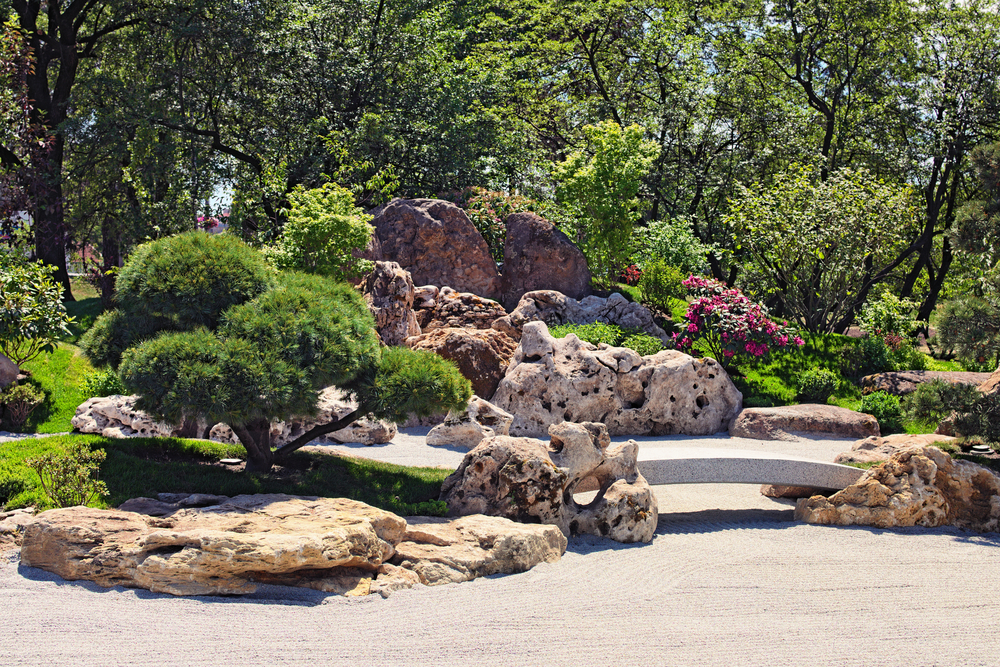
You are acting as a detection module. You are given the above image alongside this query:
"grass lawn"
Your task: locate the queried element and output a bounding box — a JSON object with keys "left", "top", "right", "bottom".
{"left": 0, "top": 434, "right": 452, "bottom": 515}
{"left": 18, "top": 343, "right": 94, "bottom": 433}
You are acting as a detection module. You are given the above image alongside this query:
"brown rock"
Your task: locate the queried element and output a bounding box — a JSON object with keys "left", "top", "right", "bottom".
{"left": 492, "top": 322, "right": 742, "bottom": 437}
{"left": 795, "top": 446, "right": 1000, "bottom": 532}
{"left": 979, "top": 365, "right": 1000, "bottom": 396}
{"left": 440, "top": 421, "right": 659, "bottom": 543}
{"left": 500, "top": 212, "right": 591, "bottom": 311}
{"left": 365, "top": 199, "right": 500, "bottom": 300}
{"left": 835, "top": 433, "right": 956, "bottom": 465}
{"left": 426, "top": 395, "right": 514, "bottom": 449}
{"left": 362, "top": 261, "right": 420, "bottom": 346}
{"left": 0, "top": 352, "right": 18, "bottom": 388}
{"left": 760, "top": 485, "right": 823, "bottom": 499}
{"left": 729, "top": 405, "right": 880, "bottom": 441}
{"left": 860, "top": 370, "right": 992, "bottom": 396}
{"left": 415, "top": 286, "right": 507, "bottom": 332}
{"left": 405, "top": 327, "right": 516, "bottom": 399}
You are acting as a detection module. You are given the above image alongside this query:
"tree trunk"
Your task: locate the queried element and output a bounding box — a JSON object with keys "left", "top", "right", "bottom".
{"left": 99, "top": 214, "right": 122, "bottom": 308}
{"left": 32, "top": 138, "right": 73, "bottom": 300}
{"left": 232, "top": 419, "right": 274, "bottom": 473}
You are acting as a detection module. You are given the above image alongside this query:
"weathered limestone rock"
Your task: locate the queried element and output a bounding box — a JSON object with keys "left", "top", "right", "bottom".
{"left": 493, "top": 289, "right": 670, "bottom": 344}
{"left": 405, "top": 327, "right": 517, "bottom": 399}
{"left": 729, "top": 405, "right": 880, "bottom": 441}
{"left": 795, "top": 446, "right": 1000, "bottom": 532}
{"left": 426, "top": 395, "right": 513, "bottom": 449}
{"left": 760, "top": 485, "right": 825, "bottom": 499}
{"left": 415, "top": 286, "right": 507, "bottom": 332}
{"left": 0, "top": 507, "right": 35, "bottom": 553}
{"left": 860, "top": 370, "right": 992, "bottom": 396}
{"left": 265, "top": 387, "right": 397, "bottom": 446}
{"left": 500, "top": 212, "right": 591, "bottom": 311}
{"left": 19, "top": 494, "right": 567, "bottom": 597}
{"left": 980, "top": 365, "right": 1000, "bottom": 396}
{"left": 0, "top": 352, "right": 18, "bottom": 388}
{"left": 365, "top": 199, "right": 501, "bottom": 300}
{"left": 72, "top": 395, "right": 179, "bottom": 439}
{"left": 440, "top": 422, "right": 659, "bottom": 543}
{"left": 362, "top": 261, "right": 420, "bottom": 346}
{"left": 835, "top": 433, "right": 956, "bottom": 465}
{"left": 492, "top": 322, "right": 742, "bottom": 437}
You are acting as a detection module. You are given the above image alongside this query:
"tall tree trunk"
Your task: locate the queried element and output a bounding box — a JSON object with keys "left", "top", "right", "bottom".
{"left": 32, "top": 137, "right": 73, "bottom": 300}
{"left": 233, "top": 419, "right": 274, "bottom": 473}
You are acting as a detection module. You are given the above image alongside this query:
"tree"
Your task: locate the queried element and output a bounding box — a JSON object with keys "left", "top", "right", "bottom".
{"left": 81, "top": 232, "right": 470, "bottom": 472}
{"left": 725, "top": 165, "right": 919, "bottom": 333}
{"left": 0, "top": 252, "right": 74, "bottom": 366}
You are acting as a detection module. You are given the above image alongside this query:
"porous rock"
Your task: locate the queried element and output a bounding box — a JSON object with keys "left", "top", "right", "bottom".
{"left": 365, "top": 198, "right": 501, "bottom": 300}
{"left": 440, "top": 421, "right": 659, "bottom": 543}
{"left": 729, "top": 404, "right": 880, "bottom": 441}
{"left": 19, "top": 494, "right": 566, "bottom": 597}
{"left": 0, "top": 352, "right": 18, "bottom": 388}
{"left": 72, "top": 395, "right": 180, "bottom": 439}
{"left": 362, "top": 261, "right": 420, "bottom": 346}
{"left": 795, "top": 446, "right": 1000, "bottom": 532}
{"left": 414, "top": 286, "right": 507, "bottom": 332}
{"left": 493, "top": 289, "right": 670, "bottom": 344}
{"left": 860, "top": 370, "right": 993, "bottom": 396}
{"left": 500, "top": 212, "right": 591, "bottom": 311}
{"left": 405, "top": 327, "right": 517, "bottom": 399}
{"left": 426, "top": 395, "right": 513, "bottom": 449}
{"left": 491, "top": 321, "right": 742, "bottom": 437}
{"left": 835, "top": 433, "right": 956, "bottom": 465}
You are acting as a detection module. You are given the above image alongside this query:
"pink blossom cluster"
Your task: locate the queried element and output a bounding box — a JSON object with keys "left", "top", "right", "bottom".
{"left": 620, "top": 264, "right": 642, "bottom": 286}
{"left": 673, "top": 275, "right": 804, "bottom": 370}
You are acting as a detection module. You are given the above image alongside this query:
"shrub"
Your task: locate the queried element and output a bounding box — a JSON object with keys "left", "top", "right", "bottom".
{"left": 0, "top": 382, "right": 44, "bottom": 428}
{"left": 857, "top": 292, "right": 924, "bottom": 342}
{"left": 549, "top": 322, "right": 627, "bottom": 347}
{"left": 0, "top": 460, "right": 30, "bottom": 508}
{"left": 27, "top": 442, "right": 108, "bottom": 508}
{"left": 632, "top": 217, "right": 712, "bottom": 276}
{"left": 952, "top": 393, "right": 1000, "bottom": 443}
{"left": 797, "top": 368, "right": 838, "bottom": 403}
{"left": 902, "top": 380, "right": 980, "bottom": 424}
{"left": 860, "top": 390, "right": 904, "bottom": 435}
{"left": 0, "top": 253, "right": 74, "bottom": 365}
{"left": 673, "top": 275, "right": 804, "bottom": 370}
{"left": 638, "top": 261, "right": 686, "bottom": 314}
{"left": 265, "top": 181, "right": 374, "bottom": 280}
{"left": 81, "top": 369, "right": 128, "bottom": 398}
{"left": 619, "top": 333, "right": 664, "bottom": 356}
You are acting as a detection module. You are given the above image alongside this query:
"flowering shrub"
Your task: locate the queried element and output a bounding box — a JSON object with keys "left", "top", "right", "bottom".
{"left": 673, "top": 275, "right": 803, "bottom": 370}
{"left": 619, "top": 264, "right": 642, "bottom": 286}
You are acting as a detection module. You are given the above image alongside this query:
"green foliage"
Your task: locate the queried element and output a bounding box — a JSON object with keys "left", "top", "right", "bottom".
{"left": 633, "top": 218, "right": 712, "bottom": 276}
{"left": 0, "top": 253, "right": 74, "bottom": 365}
{"left": 840, "top": 334, "right": 929, "bottom": 378}
{"left": 857, "top": 292, "right": 924, "bottom": 341}
{"left": 860, "top": 391, "right": 904, "bottom": 435}
{"left": 619, "top": 333, "right": 664, "bottom": 356}
{"left": 0, "top": 459, "right": 30, "bottom": 508}
{"left": 548, "top": 322, "right": 664, "bottom": 356}
{"left": 552, "top": 121, "right": 660, "bottom": 285}
{"left": 81, "top": 368, "right": 127, "bottom": 398}
{"left": 638, "top": 261, "right": 686, "bottom": 314}
{"left": 953, "top": 393, "right": 1000, "bottom": 443}
{"left": 26, "top": 441, "right": 108, "bottom": 508}
{"left": 902, "top": 380, "right": 981, "bottom": 424}
{"left": 936, "top": 295, "right": 1000, "bottom": 371}
{"left": 797, "top": 368, "right": 838, "bottom": 403}
{"left": 265, "top": 182, "right": 375, "bottom": 280}
{"left": 0, "top": 382, "right": 44, "bottom": 428}
{"left": 726, "top": 165, "right": 918, "bottom": 333}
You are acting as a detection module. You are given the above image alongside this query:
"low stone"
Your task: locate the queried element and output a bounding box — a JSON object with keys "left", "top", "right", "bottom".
{"left": 413, "top": 285, "right": 439, "bottom": 309}
{"left": 0, "top": 507, "right": 35, "bottom": 553}
{"left": 491, "top": 322, "right": 742, "bottom": 437}
{"left": 760, "top": 485, "right": 825, "bottom": 499}
{"left": 426, "top": 395, "right": 513, "bottom": 449}
{"left": 415, "top": 287, "right": 507, "bottom": 332}
{"left": 835, "top": 433, "right": 956, "bottom": 465}
{"left": 860, "top": 370, "right": 993, "bottom": 396}
{"left": 979, "top": 366, "right": 1000, "bottom": 396}
{"left": 405, "top": 327, "right": 517, "bottom": 400}
{"left": 440, "top": 422, "right": 658, "bottom": 543}
{"left": 72, "top": 395, "right": 179, "bottom": 439}
{"left": 0, "top": 352, "right": 18, "bottom": 388}
{"left": 729, "top": 405, "right": 880, "bottom": 441}
{"left": 364, "top": 198, "right": 501, "bottom": 300}
{"left": 936, "top": 413, "right": 957, "bottom": 437}
{"left": 493, "top": 290, "right": 670, "bottom": 345}
{"left": 500, "top": 212, "right": 591, "bottom": 311}
{"left": 362, "top": 261, "right": 420, "bottom": 346}
{"left": 795, "top": 446, "right": 1000, "bottom": 532}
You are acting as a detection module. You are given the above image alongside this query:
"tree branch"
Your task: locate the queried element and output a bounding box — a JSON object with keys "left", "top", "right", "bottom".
{"left": 272, "top": 409, "right": 362, "bottom": 458}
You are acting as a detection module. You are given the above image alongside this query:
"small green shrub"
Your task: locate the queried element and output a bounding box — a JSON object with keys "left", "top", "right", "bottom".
{"left": 860, "top": 390, "right": 904, "bottom": 435}
{"left": 953, "top": 393, "right": 1000, "bottom": 443}
{"left": 549, "top": 322, "right": 627, "bottom": 347}
{"left": 27, "top": 442, "right": 108, "bottom": 508}
{"left": 638, "top": 261, "right": 685, "bottom": 314}
{"left": 902, "top": 380, "right": 980, "bottom": 423}
{"left": 0, "top": 253, "right": 74, "bottom": 365}
{"left": 81, "top": 369, "right": 127, "bottom": 398}
{"left": 857, "top": 292, "right": 924, "bottom": 341}
{"left": 0, "top": 460, "right": 30, "bottom": 508}
{"left": 620, "top": 333, "right": 664, "bottom": 356}
{"left": 797, "top": 368, "right": 838, "bottom": 403}
{"left": 0, "top": 382, "right": 44, "bottom": 428}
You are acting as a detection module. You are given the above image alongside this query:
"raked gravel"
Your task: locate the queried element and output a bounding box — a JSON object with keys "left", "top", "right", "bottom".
{"left": 3, "top": 429, "right": 999, "bottom": 666}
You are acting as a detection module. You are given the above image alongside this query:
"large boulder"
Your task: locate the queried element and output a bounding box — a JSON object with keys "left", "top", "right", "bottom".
{"left": 0, "top": 352, "right": 18, "bottom": 388}
{"left": 414, "top": 286, "right": 507, "bottom": 332}
{"left": 980, "top": 365, "right": 1000, "bottom": 396}
{"left": 19, "top": 494, "right": 566, "bottom": 597}
{"left": 362, "top": 261, "right": 420, "bottom": 346}
{"left": 491, "top": 321, "right": 742, "bottom": 437}
{"left": 860, "top": 370, "right": 993, "bottom": 396}
{"left": 365, "top": 199, "right": 501, "bottom": 300}
{"left": 440, "top": 422, "right": 658, "bottom": 543}
{"left": 426, "top": 395, "right": 513, "bottom": 449}
{"left": 834, "top": 433, "right": 956, "bottom": 465}
{"left": 493, "top": 289, "right": 670, "bottom": 344}
{"left": 729, "top": 405, "right": 880, "bottom": 441}
{"left": 405, "top": 327, "right": 517, "bottom": 399}
{"left": 796, "top": 446, "right": 1000, "bottom": 532}
{"left": 500, "top": 212, "right": 591, "bottom": 311}
{"left": 72, "top": 395, "right": 179, "bottom": 439}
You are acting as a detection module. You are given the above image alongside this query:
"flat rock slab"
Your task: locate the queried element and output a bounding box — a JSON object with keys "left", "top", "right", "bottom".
{"left": 835, "top": 433, "right": 955, "bottom": 465}
{"left": 637, "top": 447, "right": 864, "bottom": 490}
{"left": 861, "top": 370, "right": 993, "bottom": 396}
{"left": 729, "top": 404, "right": 879, "bottom": 441}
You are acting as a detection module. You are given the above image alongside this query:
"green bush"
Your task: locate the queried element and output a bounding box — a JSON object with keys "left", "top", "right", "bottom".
{"left": 860, "top": 390, "right": 904, "bottom": 435}
{"left": 619, "top": 333, "right": 664, "bottom": 356}
{"left": 797, "top": 368, "right": 838, "bottom": 403}
{"left": 26, "top": 442, "right": 108, "bottom": 508}
{"left": 953, "top": 393, "right": 1000, "bottom": 443}
{"left": 632, "top": 218, "right": 712, "bottom": 276}
{"left": 638, "top": 261, "right": 686, "bottom": 314}
{"left": 857, "top": 292, "right": 924, "bottom": 341}
{"left": 0, "top": 253, "right": 74, "bottom": 365}
{"left": 902, "top": 379, "right": 981, "bottom": 424}
{"left": 81, "top": 369, "right": 127, "bottom": 398}
{"left": 549, "top": 322, "right": 627, "bottom": 347}
{"left": 0, "top": 382, "right": 44, "bottom": 429}
{"left": 0, "top": 460, "right": 30, "bottom": 508}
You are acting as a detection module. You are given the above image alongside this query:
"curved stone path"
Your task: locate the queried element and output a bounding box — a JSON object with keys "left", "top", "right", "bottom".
{"left": 3, "top": 430, "right": 1000, "bottom": 665}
